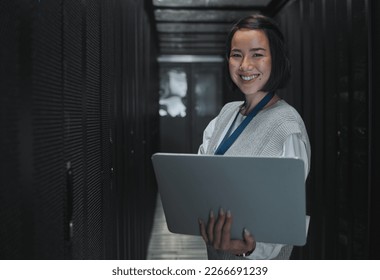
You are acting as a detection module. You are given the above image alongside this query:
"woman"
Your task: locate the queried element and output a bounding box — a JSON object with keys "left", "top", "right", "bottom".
{"left": 198, "top": 14, "right": 311, "bottom": 260}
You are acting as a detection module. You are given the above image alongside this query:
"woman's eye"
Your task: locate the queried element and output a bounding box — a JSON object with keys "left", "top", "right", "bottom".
{"left": 253, "top": 53, "right": 263, "bottom": 57}
{"left": 230, "top": 53, "right": 241, "bottom": 58}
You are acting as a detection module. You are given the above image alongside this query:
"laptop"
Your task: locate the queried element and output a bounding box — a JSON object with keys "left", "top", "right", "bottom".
{"left": 151, "top": 153, "right": 307, "bottom": 245}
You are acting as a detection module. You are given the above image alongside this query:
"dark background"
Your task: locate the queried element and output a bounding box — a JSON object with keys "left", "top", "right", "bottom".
{"left": 0, "top": 0, "right": 378, "bottom": 259}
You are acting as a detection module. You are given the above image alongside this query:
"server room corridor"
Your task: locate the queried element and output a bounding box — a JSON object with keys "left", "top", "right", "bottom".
{"left": 1, "top": 0, "right": 379, "bottom": 260}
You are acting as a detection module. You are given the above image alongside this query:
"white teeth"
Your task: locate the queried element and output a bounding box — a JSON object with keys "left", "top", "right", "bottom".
{"left": 241, "top": 74, "right": 259, "bottom": 81}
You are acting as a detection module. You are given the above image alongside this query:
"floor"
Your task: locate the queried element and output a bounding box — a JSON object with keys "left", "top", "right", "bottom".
{"left": 147, "top": 195, "right": 208, "bottom": 260}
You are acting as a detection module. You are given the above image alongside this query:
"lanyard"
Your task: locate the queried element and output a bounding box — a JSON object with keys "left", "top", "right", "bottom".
{"left": 214, "top": 92, "right": 274, "bottom": 155}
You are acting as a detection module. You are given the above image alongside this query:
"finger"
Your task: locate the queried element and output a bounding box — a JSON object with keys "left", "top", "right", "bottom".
{"left": 220, "top": 210, "right": 232, "bottom": 250}
{"left": 213, "top": 207, "right": 226, "bottom": 248}
{"left": 243, "top": 228, "right": 256, "bottom": 252}
{"left": 198, "top": 219, "right": 208, "bottom": 243}
{"left": 207, "top": 210, "right": 215, "bottom": 244}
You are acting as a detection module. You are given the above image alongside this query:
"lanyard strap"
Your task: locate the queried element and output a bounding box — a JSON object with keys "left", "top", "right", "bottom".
{"left": 214, "top": 92, "right": 274, "bottom": 155}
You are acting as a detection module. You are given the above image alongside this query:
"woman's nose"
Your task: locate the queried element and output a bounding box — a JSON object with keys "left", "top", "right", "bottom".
{"left": 239, "top": 57, "right": 254, "bottom": 71}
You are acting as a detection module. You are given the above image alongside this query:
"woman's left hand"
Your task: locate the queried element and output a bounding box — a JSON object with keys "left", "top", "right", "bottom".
{"left": 199, "top": 208, "right": 256, "bottom": 256}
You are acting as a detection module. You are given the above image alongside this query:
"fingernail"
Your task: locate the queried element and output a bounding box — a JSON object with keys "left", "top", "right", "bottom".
{"left": 209, "top": 210, "right": 214, "bottom": 218}
{"left": 219, "top": 208, "right": 224, "bottom": 215}
{"left": 198, "top": 218, "right": 203, "bottom": 225}
{"left": 227, "top": 210, "right": 231, "bottom": 217}
{"left": 244, "top": 228, "right": 251, "bottom": 235}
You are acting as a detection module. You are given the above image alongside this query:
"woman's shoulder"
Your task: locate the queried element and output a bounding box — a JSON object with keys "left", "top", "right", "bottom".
{"left": 216, "top": 101, "right": 244, "bottom": 117}
{"left": 267, "top": 100, "right": 303, "bottom": 121}
{"left": 220, "top": 101, "right": 244, "bottom": 111}
{"left": 258, "top": 100, "right": 308, "bottom": 135}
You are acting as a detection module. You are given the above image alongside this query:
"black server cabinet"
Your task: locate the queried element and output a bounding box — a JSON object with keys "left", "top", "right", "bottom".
{"left": 0, "top": 0, "right": 158, "bottom": 260}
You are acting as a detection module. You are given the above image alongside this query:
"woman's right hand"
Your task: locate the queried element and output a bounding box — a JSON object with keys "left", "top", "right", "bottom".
{"left": 198, "top": 208, "right": 256, "bottom": 256}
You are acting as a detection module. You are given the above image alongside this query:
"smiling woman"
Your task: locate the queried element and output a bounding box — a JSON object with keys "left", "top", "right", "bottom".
{"left": 228, "top": 29, "right": 272, "bottom": 109}
{"left": 197, "top": 14, "right": 311, "bottom": 260}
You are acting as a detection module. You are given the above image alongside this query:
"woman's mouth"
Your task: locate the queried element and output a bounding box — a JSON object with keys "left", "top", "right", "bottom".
{"left": 240, "top": 74, "right": 260, "bottom": 81}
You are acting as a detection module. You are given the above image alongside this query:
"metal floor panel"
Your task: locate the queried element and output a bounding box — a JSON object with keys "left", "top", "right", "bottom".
{"left": 147, "top": 195, "right": 207, "bottom": 260}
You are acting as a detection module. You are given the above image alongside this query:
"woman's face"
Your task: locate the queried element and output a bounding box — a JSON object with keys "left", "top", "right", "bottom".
{"left": 228, "top": 29, "right": 272, "bottom": 96}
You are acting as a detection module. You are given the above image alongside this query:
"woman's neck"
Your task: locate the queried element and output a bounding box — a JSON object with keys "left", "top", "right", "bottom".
{"left": 241, "top": 91, "right": 279, "bottom": 116}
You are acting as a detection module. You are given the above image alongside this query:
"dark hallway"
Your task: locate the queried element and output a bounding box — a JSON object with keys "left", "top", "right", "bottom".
{"left": 0, "top": 0, "right": 379, "bottom": 261}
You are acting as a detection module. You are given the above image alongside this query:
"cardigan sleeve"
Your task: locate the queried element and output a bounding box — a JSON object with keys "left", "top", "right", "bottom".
{"left": 282, "top": 133, "right": 310, "bottom": 179}
{"left": 198, "top": 116, "right": 217, "bottom": 155}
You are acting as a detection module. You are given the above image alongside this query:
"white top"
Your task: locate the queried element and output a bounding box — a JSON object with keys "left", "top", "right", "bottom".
{"left": 198, "top": 114, "right": 309, "bottom": 179}
{"left": 198, "top": 113, "right": 310, "bottom": 260}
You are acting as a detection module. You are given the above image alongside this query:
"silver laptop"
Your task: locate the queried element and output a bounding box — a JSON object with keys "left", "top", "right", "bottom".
{"left": 151, "top": 153, "right": 307, "bottom": 245}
